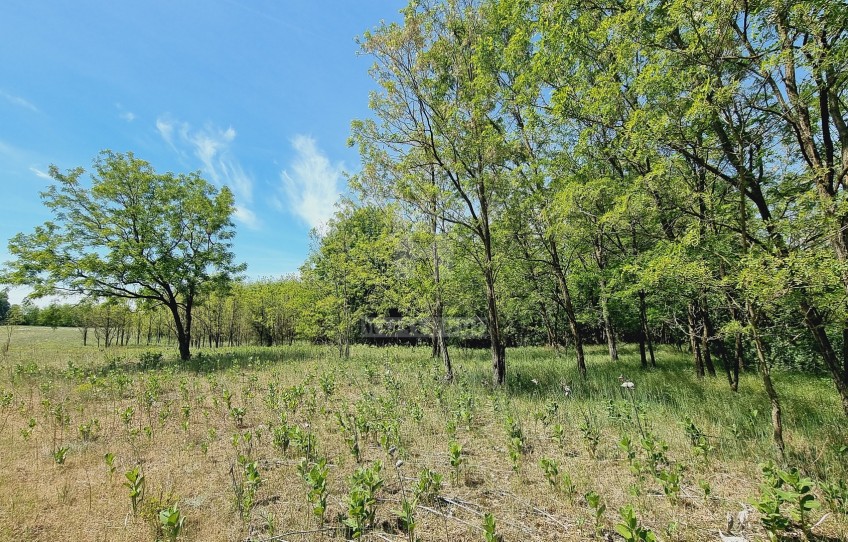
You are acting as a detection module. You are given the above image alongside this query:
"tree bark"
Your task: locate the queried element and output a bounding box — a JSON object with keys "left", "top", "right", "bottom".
{"left": 549, "top": 240, "right": 586, "bottom": 378}
{"left": 638, "top": 289, "right": 655, "bottom": 367}
{"left": 432, "top": 229, "right": 452, "bottom": 380}
{"left": 687, "top": 303, "right": 704, "bottom": 378}
{"left": 748, "top": 302, "right": 785, "bottom": 456}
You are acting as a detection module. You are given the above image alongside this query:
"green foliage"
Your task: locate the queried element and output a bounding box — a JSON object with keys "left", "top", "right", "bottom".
{"left": 751, "top": 463, "right": 821, "bottom": 540}
{"left": 157, "top": 504, "right": 185, "bottom": 542}
{"left": 232, "top": 459, "right": 262, "bottom": 521}
{"left": 2, "top": 151, "right": 245, "bottom": 360}
{"left": 615, "top": 505, "right": 658, "bottom": 542}
{"left": 482, "top": 512, "right": 501, "bottom": 542}
{"left": 343, "top": 461, "right": 384, "bottom": 539}
{"left": 579, "top": 417, "right": 600, "bottom": 458}
{"left": 539, "top": 457, "right": 559, "bottom": 488}
{"left": 392, "top": 497, "right": 417, "bottom": 541}
{"left": 104, "top": 452, "right": 116, "bottom": 480}
{"left": 124, "top": 465, "right": 145, "bottom": 516}
{"left": 78, "top": 419, "right": 100, "bottom": 442}
{"left": 0, "top": 290, "right": 9, "bottom": 323}
{"left": 272, "top": 422, "right": 293, "bottom": 456}
{"left": 336, "top": 411, "right": 361, "bottom": 463}
{"left": 820, "top": 478, "right": 848, "bottom": 515}
{"left": 52, "top": 445, "right": 69, "bottom": 465}
{"left": 298, "top": 457, "right": 329, "bottom": 524}
{"left": 448, "top": 440, "right": 464, "bottom": 483}
{"left": 682, "top": 417, "right": 713, "bottom": 463}
{"left": 585, "top": 490, "right": 606, "bottom": 536}
{"left": 413, "top": 468, "right": 443, "bottom": 505}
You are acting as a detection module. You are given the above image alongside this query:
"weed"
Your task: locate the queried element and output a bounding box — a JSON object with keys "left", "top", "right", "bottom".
{"left": 580, "top": 417, "right": 601, "bottom": 458}
{"left": 104, "top": 452, "right": 116, "bottom": 480}
{"left": 343, "top": 461, "right": 383, "bottom": 539}
{"left": 157, "top": 503, "right": 185, "bottom": 542}
{"left": 272, "top": 422, "right": 293, "bottom": 455}
{"left": 820, "top": 478, "right": 848, "bottom": 515}
{"left": 656, "top": 467, "right": 681, "bottom": 503}
{"left": 615, "top": 505, "right": 658, "bottom": 542}
{"left": 751, "top": 462, "right": 821, "bottom": 540}
{"left": 319, "top": 371, "right": 335, "bottom": 397}
{"left": 291, "top": 425, "right": 318, "bottom": 462}
{"left": 448, "top": 440, "right": 464, "bottom": 484}
{"left": 682, "top": 417, "right": 712, "bottom": 464}
{"left": 229, "top": 406, "right": 246, "bottom": 427}
{"left": 53, "top": 445, "right": 69, "bottom": 465}
{"left": 413, "top": 468, "right": 443, "bottom": 504}
{"left": 585, "top": 490, "right": 606, "bottom": 537}
{"left": 482, "top": 512, "right": 502, "bottom": 542}
{"left": 231, "top": 458, "right": 262, "bottom": 521}
{"left": 78, "top": 418, "right": 100, "bottom": 442}
{"left": 551, "top": 423, "right": 565, "bottom": 446}
{"left": 392, "top": 497, "right": 417, "bottom": 542}
{"left": 124, "top": 465, "right": 145, "bottom": 516}
{"left": 298, "top": 457, "right": 330, "bottom": 524}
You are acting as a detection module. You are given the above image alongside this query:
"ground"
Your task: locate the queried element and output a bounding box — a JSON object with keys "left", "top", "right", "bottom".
{"left": 0, "top": 326, "right": 845, "bottom": 541}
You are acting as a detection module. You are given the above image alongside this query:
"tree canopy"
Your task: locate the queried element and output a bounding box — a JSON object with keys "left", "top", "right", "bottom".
{"left": 1, "top": 150, "right": 245, "bottom": 360}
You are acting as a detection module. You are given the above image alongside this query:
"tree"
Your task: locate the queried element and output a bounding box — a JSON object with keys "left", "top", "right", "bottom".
{"left": 302, "top": 204, "right": 399, "bottom": 357}
{"left": 352, "top": 0, "right": 513, "bottom": 385}
{"left": 0, "top": 289, "right": 9, "bottom": 322}
{"left": 1, "top": 151, "right": 245, "bottom": 361}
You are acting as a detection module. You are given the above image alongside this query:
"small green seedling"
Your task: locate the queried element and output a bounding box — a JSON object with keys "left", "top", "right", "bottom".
{"left": 124, "top": 465, "right": 145, "bottom": 515}
{"left": 158, "top": 504, "right": 185, "bottom": 542}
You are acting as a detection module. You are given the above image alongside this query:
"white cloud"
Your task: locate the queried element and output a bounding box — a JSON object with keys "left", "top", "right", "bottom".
{"left": 0, "top": 91, "right": 38, "bottom": 112}
{"left": 29, "top": 167, "right": 52, "bottom": 180}
{"left": 115, "top": 103, "right": 136, "bottom": 122}
{"left": 156, "top": 117, "right": 177, "bottom": 148}
{"left": 155, "top": 116, "right": 258, "bottom": 229}
{"left": 280, "top": 135, "right": 343, "bottom": 231}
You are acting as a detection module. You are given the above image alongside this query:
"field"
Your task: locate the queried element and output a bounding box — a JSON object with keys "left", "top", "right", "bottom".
{"left": 0, "top": 327, "right": 846, "bottom": 542}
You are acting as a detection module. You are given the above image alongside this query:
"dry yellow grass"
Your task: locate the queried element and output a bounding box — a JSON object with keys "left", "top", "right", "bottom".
{"left": 0, "top": 327, "right": 846, "bottom": 541}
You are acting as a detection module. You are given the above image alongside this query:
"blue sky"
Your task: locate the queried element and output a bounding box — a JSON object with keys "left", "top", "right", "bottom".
{"left": 0, "top": 1, "right": 405, "bottom": 304}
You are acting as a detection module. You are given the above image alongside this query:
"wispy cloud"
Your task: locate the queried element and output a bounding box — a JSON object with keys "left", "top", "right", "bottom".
{"left": 29, "top": 167, "right": 52, "bottom": 180}
{"left": 155, "top": 115, "right": 258, "bottom": 229}
{"left": 0, "top": 90, "right": 38, "bottom": 112}
{"left": 115, "top": 103, "right": 136, "bottom": 122}
{"left": 280, "top": 135, "right": 343, "bottom": 231}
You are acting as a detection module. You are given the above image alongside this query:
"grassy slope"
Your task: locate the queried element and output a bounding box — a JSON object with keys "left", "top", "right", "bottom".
{"left": 0, "top": 326, "right": 845, "bottom": 541}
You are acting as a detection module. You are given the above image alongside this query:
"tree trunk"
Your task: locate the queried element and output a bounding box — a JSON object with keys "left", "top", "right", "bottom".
{"left": 166, "top": 300, "right": 191, "bottom": 361}
{"left": 434, "top": 303, "right": 452, "bottom": 380}
{"left": 687, "top": 303, "right": 704, "bottom": 377}
{"left": 748, "top": 302, "right": 785, "bottom": 456}
{"left": 699, "top": 301, "right": 717, "bottom": 377}
{"left": 483, "top": 262, "right": 505, "bottom": 385}
{"left": 638, "top": 289, "right": 655, "bottom": 367}
{"left": 593, "top": 238, "right": 618, "bottom": 362}
{"left": 599, "top": 277, "right": 618, "bottom": 362}
{"left": 431, "top": 211, "right": 452, "bottom": 380}
{"left": 549, "top": 241, "right": 586, "bottom": 378}
{"left": 800, "top": 299, "right": 848, "bottom": 417}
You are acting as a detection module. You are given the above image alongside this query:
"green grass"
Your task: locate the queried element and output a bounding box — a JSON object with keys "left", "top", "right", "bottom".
{"left": 0, "top": 326, "right": 845, "bottom": 541}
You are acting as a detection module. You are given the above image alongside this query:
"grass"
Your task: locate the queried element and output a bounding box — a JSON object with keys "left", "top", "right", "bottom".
{"left": 0, "top": 326, "right": 846, "bottom": 541}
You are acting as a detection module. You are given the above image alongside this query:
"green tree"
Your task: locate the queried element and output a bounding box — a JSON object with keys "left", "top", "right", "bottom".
{"left": 0, "top": 289, "right": 9, "bottom": 322}
{"left": 302, "top": 204, "right": 399, "bottom": 357}
{"left": 1, "top": 151, "right": 245, "bottom": 361}
{"left": 352, "top": 0, "right": 514, "bottom": 384}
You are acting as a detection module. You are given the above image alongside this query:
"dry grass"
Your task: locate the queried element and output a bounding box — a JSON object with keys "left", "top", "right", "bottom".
{"left": 0, "top": 327, "right": 846, "bottom": 542}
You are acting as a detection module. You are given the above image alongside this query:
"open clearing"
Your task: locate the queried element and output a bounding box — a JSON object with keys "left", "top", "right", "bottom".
{"left": 0, "top": 327, "right": 845, "bottom": 541}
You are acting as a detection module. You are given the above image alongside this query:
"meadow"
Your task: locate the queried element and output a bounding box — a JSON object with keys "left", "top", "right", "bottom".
{"left": 0, "top": 327, "right": 846, "bottom": 542}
